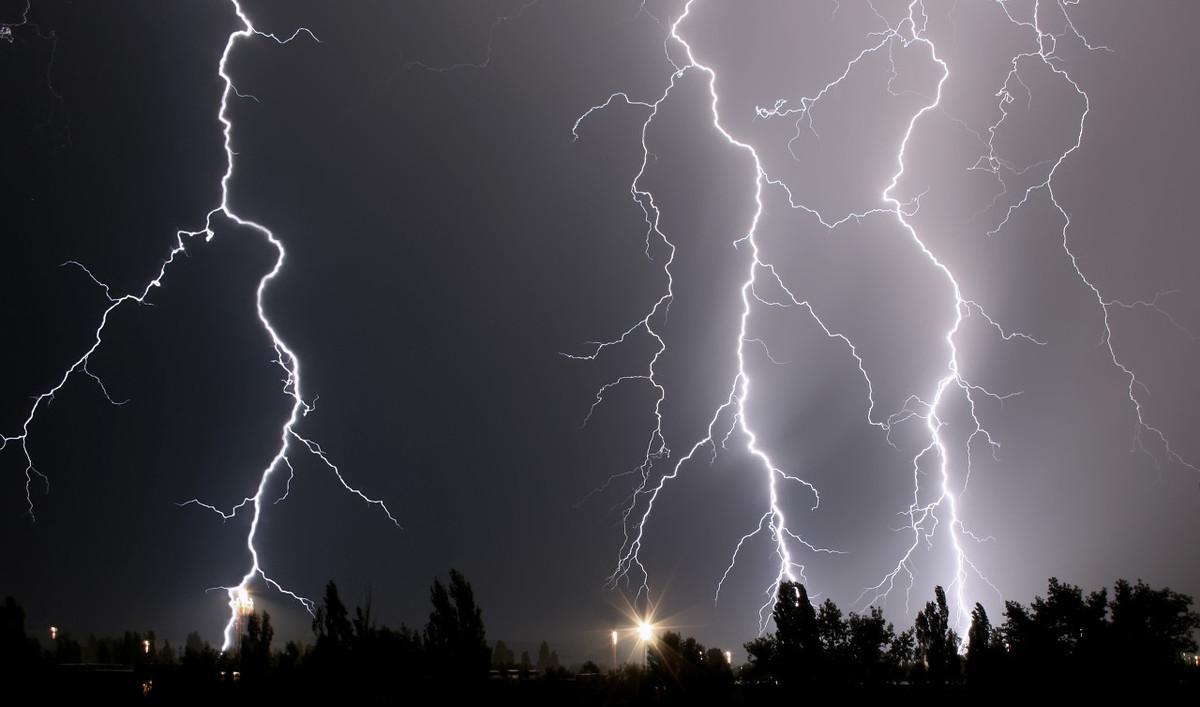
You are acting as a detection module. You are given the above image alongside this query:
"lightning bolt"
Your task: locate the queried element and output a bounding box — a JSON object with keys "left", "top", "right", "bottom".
{"left": 2, "top": 0, "right": 398, "bottom": 651}
{"left": 845, "top": 0, "right": 1019, "bottom": 636}
{"left": 573, "top": 0, "right": 1192, "bottom": 639}
{"left": 570, "top": 0, "right": 879, "bottom": 632}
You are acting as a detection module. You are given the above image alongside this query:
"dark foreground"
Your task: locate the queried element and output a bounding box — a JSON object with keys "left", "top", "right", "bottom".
{"left": 6, "top": 570, "right": 1199, "bottom": 704}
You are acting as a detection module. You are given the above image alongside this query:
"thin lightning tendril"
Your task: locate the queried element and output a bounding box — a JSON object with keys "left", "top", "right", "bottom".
{"left": 985, "top": 0, "right": 1198, "bottom": 475}
{"left": 403, "top": 0, "right": 541, "bottom": 72}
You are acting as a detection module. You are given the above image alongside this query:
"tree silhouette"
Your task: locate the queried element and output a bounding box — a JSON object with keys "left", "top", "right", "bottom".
{"left": 424, "top": 568, "right": 489, "bottom": 679}
{"left": 772, "top": 580, "right": 821, "bottom": 684}
{"left": 1001, "top": 577, "right": 1107, "bottom": 682}
{"left": 54, "top": 629, "right": 83, "bottom": 664}
{"left": 914, "top": 585, "right": 960, "bottom": 684}
{"left": 1000, "top": 576, "right": 1200, "bottom": 686}
{"left": 239, "top": 611, "right": 273, "bottom": 680}
{"left": 536, "top": 639, "right": 555, "bottom": 670}
{"left": 742, "top": 634, "right": 777, "bottom": 684}
{"left": 181, "top": 630, "right": 219, "bottom": 685}
{"left": 647, "top": 630, "right": 734, "bottom": 698}
{"left": 1108, "top": 578, "right": 1200, "bottom": 681}
{"left": 491, "top": 639, "right": 514, "bottom": 668}
{"left": 846, "top": 606, "right": 895, "bottom": 685}
{"left": 313, "top": 580, "right": 353, "bottom": 653}
{"left": 816, "top": 598, "right": 849, "bottom": 681}
{"left": 887, "top": 627, "right": 916, "bottom": 680}
{"left": 0, "top": 597, "right": 40, "bottom": 677}
{"left": 156, "top": 639, "right": 176, "bottom": 666}
{"left": 966, "top": 602, "right": 1001, "bottom": 684}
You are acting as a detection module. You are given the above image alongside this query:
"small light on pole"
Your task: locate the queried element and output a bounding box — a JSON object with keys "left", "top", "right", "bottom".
{"left": 143, "top": 639, "right": 151, "bottom": 655}
{"left": 49, "top": 626, "right": 58, "bottom": 641}
{"left": 611, "top": 630, "right": 619, "bottom": 670}
{"left": 724, "top": 650, "right": 732, "bottom": 665}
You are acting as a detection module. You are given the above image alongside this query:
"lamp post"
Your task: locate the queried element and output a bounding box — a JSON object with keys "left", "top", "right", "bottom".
{"left": 611, "top": 630, "right": 618, "bottom": 671}
{"left": 636, "top": 620, "right": 654, "bottom": 668}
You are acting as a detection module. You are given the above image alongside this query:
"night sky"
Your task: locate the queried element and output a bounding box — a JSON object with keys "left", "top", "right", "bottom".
{"left": 3, "top": 0, "right": 1199, "bottom": 665}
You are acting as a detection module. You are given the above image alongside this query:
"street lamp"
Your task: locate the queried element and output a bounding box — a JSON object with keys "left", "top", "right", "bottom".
{"left": 635, "top": 619, "right": 655, "bottom": 668}
{"left": 49, "top": 626, "right": 57, "bottom": 641}
{"left": 637, "top": 621, "right": 654, "bottom": 642}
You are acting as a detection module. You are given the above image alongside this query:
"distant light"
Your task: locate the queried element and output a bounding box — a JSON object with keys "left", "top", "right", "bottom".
{"left": 611, "top": 630, "right": 619, "bottom": 646}
{"left": 49, "top": 626, "right": 57, "bottom": 641}
{"left": 724, "top": 650, "right": 732, "bottom": 665}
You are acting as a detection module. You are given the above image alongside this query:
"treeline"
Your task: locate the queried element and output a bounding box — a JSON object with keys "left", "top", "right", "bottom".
{"left": 492, "top": 638, "right": 568, "bottom": 674}
{"left": 0, "top": 569, "right": 493, "bottom": 702}
{"left": 742, "top": 578, "right": 1200, "bottom": 692}
{"left": 2, "top": 574, "right": 1199, "bottom": 703}
{"left": 226, "top": 568, "right": 491, "bottom": 697}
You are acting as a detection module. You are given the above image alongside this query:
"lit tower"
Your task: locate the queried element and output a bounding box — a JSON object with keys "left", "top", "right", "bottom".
{"left": 232, "top": 587, "right": 255, "bottom": 639}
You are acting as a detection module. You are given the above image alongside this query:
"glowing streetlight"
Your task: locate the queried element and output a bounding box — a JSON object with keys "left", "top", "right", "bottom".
{"left": 142, "top": 639, "right": 151, "bottom": 655}
{"left": 637, "top": 621, "right": 654, "bottom": 643}
{"left": 611, "top": 630, "right": 619, "bottom": 669}
{"left": 724, "top": 650, "right": 732, "bottom": 665}
{"left": 635, "top": 619, "right": 656, "bottom": 668}
{"left": 49, "top": 626, "right": 57, "bottom": 641}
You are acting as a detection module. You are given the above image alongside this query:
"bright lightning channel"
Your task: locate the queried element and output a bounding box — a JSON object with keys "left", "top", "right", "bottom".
{"left": 1, "top": 0, "right": 398, "bottom": 652}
